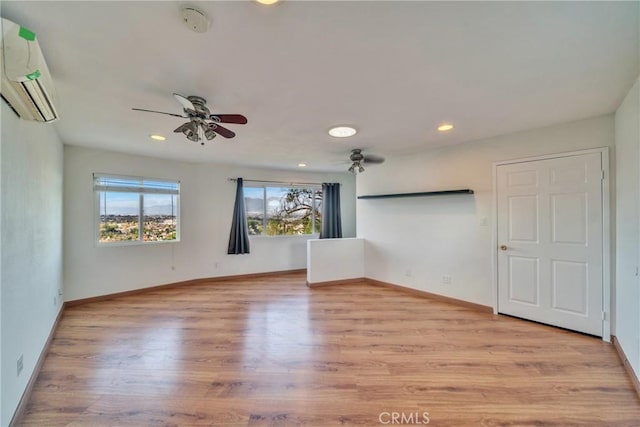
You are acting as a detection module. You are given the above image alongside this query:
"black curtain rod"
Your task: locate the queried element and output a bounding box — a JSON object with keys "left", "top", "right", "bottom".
{"left": 227, "top": 178, "right": 337, "bottom": 186}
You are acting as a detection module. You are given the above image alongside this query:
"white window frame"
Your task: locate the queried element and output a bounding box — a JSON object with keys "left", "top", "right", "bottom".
{"left": 244, "top": 183, "right": 322, "bottom": 237}
{"left": 94, "top": 173, "right": 181, "bottom": 246}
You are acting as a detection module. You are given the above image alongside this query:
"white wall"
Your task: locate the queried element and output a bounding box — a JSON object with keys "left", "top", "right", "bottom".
{"left": 63, "top": 146, "right": 356, "bottom": 301}
{"left": 307, "top": 238, "right": 364, "bottom": 284}
{"left": 1, "top": 103, "right": 64, "bottom": 426}
{"left": 615, "top": 77, "right": 640, "bottom": 375}
{"left": 357, "top": 115, "right": 614, "bottom": 307}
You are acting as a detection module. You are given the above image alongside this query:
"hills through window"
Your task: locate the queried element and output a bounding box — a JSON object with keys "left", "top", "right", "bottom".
{"left": 94, "top": 174, "right": 180, "bottom": 244}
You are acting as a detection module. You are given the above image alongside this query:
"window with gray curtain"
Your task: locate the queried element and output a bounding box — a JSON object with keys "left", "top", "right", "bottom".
{"left": 228, "top": 178, "right": 250, "bottom": 254}
{"left": 320, "top": 183, "right": 342, "bottom": 239}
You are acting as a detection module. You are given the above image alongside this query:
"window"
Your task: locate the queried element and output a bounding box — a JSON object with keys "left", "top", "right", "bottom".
{"left": 94, "top": 174, "right": 180, "bottom": 244}
{"left": 244, "top": 185, "right": 322, "bottom": 236}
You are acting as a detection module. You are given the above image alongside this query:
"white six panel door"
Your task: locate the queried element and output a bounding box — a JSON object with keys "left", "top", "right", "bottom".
{"left": 497, "top": 152, "right": 603, "bottom": 336}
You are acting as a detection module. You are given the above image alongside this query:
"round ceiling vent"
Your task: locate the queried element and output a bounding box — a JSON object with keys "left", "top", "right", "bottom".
{"left": 181, "top": 7, "right": 209, "bottom": 33}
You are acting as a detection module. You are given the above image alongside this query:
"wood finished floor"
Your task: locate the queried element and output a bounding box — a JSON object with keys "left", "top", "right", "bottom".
{"left": 19, "top": 272, "right": 640, "bottom": 426}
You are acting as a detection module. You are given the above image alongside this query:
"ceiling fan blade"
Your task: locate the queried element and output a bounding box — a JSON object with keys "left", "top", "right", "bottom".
{"left": 364, "top": 155, "right": 385, "bottom": 164}
{"left": 209, "top": 114, "right": 248, "bottom": 124}
{"left": 173, "top": 93, "right": 195, "bottom": 111}
{"left": 210, "top": 123, "right": 236, "bottom": 139}
{"left": 132, "top": 108, "right": 186, "bottom": 118}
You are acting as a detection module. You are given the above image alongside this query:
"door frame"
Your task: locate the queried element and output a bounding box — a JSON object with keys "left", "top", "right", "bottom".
{"left": 491, "top": 147, "right": 611, "bottom": 341}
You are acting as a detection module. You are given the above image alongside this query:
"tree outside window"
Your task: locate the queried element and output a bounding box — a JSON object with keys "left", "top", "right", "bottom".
{"left": 244, "top": 186, "right": 321, "bottom": 236}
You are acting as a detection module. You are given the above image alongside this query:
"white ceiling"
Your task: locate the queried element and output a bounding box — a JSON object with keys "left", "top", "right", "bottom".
{"left": 2, "top": 1, "right": 638, "bottom": 172}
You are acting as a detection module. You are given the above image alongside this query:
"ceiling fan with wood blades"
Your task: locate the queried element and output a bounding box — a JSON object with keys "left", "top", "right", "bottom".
{"left": 133, "top": 94, "right": 247, "bottom": 145}
{"left": 348, "top": 149, "right": 385, "bottom": 173}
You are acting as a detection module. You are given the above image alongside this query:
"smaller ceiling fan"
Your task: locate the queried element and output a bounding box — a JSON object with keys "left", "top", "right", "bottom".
{"left": 133, "top": 94, "right": 247, "bottom": 145}
{"left": 348, "top": 149, "right": 385, "bottom": 173}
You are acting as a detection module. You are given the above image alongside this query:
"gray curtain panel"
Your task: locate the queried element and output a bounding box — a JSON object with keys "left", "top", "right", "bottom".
{"left": 320, "top": 182, "right": 342, "bottom": 239}
{"left": 228, "top": 178, "right": 250, "bottom": 254}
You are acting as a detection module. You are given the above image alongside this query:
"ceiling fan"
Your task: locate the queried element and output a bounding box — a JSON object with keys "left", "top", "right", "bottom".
{"left": 132, "top": 94, "right": 247, "bottom": 145}
{"left": 348, "top": 149, "right": 385, "bottom": 173}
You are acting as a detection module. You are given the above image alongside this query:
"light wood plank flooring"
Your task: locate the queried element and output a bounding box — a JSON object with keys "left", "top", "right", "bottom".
{"left": 18, "top": 272, "right": 640, "bottom": 426}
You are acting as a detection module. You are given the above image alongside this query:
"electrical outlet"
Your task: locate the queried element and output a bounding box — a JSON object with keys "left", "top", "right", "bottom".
{"left": 17, "top": 354, "right": 23, "bottom": 376}
{"left": 58, "top": 288, "right": 63, "bottom": 296}
{"left": 442, "top": 275, "right": 452, "bottom": 285}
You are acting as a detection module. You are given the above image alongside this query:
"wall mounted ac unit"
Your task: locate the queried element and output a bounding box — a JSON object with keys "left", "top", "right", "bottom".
{"left": 0, "top": 17, "right": 59, "bottom": 122}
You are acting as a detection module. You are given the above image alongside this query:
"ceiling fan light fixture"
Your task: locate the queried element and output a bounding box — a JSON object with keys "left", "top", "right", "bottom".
{"left": 298, "top": 163, "right": 307, "bottom": 167}
{"left": 348, "top": 160, "right": 365, "bottom": 174}
{"left": 176, "top": 121, "right": 200, "bottom": 141}
{"left": 256, "top": 0, "right": 280, "bottom": 5}
{"left": 329, "top": 126, "right": 357, "bottom": 138}
{"left": 173, "top": 122, "right": 188, "bottom": 134}
{"left": 150, "top": 134, "right": 166, "bottom": 141}
{"left": 204, "top": 128, "right": 216, "bottom": 141}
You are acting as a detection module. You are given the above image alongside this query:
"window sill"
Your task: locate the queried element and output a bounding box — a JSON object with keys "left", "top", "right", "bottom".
{"left": 96, "top": 239, "right": 181, "bottom": 248}
{"left": 249, "top": 234, "right": 319, "bottom": 240}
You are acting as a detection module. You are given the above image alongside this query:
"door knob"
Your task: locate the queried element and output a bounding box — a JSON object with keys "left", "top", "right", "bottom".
{"left": 500, "top": 245, "right": 508, "bottom": 251}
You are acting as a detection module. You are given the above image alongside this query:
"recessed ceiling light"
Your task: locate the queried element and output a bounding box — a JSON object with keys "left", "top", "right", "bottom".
{"left": 298, "top": 163, "right": 307, "bottom": 167}
{"left": 328, "top": 126, "right": 357, "bottom": 138}
{"left": 437, "top": 123, "right": 454, "bottom": 132}
{"left": 150, "top": 134, "right": 166, "bottom": 141}
{"left": 256, "top": 0, "right": 279, "bottom": 5}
